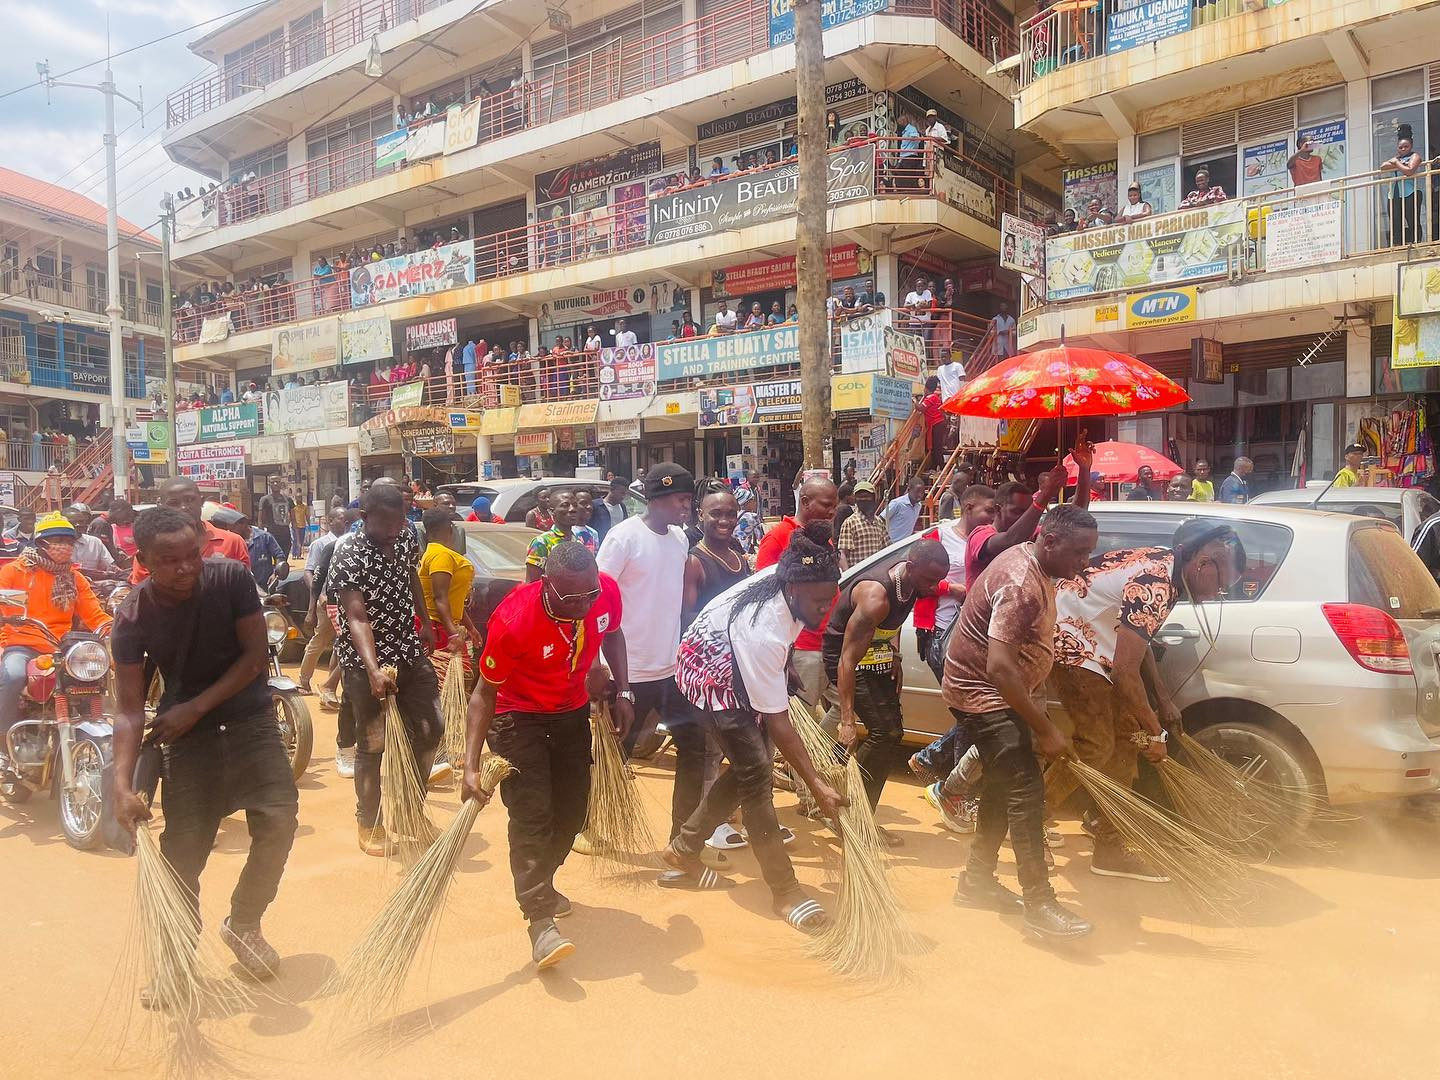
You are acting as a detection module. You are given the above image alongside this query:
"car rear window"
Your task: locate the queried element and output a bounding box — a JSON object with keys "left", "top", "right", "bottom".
{"left": 1090, "top": 513, "right": 1293, "bottom": 601}
{"left": 463, "top": 530, "right": 532, "bottom": 577}
{"left": 1348, "top": 524, "right": 1440, "bottom": 619}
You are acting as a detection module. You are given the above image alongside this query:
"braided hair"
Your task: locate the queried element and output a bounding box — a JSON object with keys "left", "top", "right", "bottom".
{"left": 727, "top": 521, "right": 839, "bottom": 630}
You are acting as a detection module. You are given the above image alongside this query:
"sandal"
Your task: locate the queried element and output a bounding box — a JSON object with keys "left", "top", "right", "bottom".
{"left": 657, "top": 845, "right": 735, "bottom": 890}
{"left": 296, "top": 683, "right": 315, "bottom": 696}
{"left": 705, "top": 823, "right": 748, "bottom": 850}
{"left": 774, "top": 893, "right": 829, "bottom": 935}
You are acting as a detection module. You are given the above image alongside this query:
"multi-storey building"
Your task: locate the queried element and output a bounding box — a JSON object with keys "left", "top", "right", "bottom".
{"left": 160, "top": 0, "right": 1045, "bottom": 511}
{"left": 0, "top": 168, "right": 170, "bottom": 504}
{"left": 1015, "top": 0, "right": 1440, "bottom": 495}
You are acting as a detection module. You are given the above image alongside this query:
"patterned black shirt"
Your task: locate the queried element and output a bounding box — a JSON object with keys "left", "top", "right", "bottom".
{"left": 326, "top": 528, "right": 422, "bottom": 669}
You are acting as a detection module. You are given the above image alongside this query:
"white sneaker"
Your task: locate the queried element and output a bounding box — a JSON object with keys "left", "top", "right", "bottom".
{"left": 335, "top": 746, "right": 356, "bottom": 779}
{"left": 428, "top": 759, "right": 454, "bottom": 788}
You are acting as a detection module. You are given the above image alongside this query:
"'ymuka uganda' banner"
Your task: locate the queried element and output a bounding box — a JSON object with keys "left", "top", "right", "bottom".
{"left": 1044, "top": 202, "right": 1245, "bottom": 302}
{"left": 648, "top": 144, "right": 874, "bottom": 245}
{"left": 656, "top": 325, "right": 799, "bottom": 380}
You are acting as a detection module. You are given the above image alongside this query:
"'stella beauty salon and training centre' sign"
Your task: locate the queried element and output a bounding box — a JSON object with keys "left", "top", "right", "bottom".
{"left": 656, "top": 325, "right": 800, "bottom": 380}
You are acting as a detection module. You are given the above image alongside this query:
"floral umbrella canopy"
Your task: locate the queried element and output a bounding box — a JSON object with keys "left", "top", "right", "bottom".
{"left": 943, "top": 345, "right": 1190, "bottom": 419}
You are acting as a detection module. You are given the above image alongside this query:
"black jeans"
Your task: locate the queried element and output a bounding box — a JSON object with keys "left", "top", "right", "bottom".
{"left": 159, "top": 712, "right": 299, "bottom": 929}
{"left": 486, "top": 705, "right": 591, "bottom": 922}
{"left": 848, "top": 669, "right": 904, "bottom": 810}
{"left": 675, "top": 708, "right": 798, "bottom": 901}
{"left": 624, "top": 676, "right": 706, "bottom": 841}
{"left": 342, "top": 657, "right": 443, "bottom": 828}
{"left": 963, "top": 708, "right": 1054, "bottom": 903}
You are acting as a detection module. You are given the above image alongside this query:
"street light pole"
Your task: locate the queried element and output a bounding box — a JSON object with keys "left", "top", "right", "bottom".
{"left": 793, "top": 0, "right": 830, "bottom": 471}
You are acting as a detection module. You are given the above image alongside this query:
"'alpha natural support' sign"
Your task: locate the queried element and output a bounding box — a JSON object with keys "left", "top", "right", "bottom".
{"left": 647, "top": 144, "right": 874, "bottom": 245}
{"left": 176, "top": 403, "right": 260, "bottom": 446}
{"left": 656, "top": 325, "right": 799, "bottom": 380}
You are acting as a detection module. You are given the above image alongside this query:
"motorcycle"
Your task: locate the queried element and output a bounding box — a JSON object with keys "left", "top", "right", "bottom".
{"left": 0, "top": 588, "right": 114, "bottom": 850}
{"left": 263, "top": 600, "right": 313, "bottom": 781}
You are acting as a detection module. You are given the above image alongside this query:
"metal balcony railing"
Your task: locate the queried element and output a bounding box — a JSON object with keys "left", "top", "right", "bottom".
{"left": 175, "top": 138, "right": 1017, "bottom": 342}
{"left": 2, "top": 268, "right": 160, "bottom": 327}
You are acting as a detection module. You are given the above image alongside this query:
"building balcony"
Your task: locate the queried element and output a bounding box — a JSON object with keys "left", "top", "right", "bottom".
{"left": 0, "top": 268, "right": 162, "bottom": 330}
{"left": 1014, "top": 0, "right": 1436, "bottom": 153}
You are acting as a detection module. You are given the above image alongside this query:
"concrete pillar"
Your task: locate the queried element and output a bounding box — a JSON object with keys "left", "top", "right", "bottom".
{"left": 1345, "top": 324, "right": 1371, "bottom": 399}
{"left": 477, "top": 433, "right": 491, "bottom": 478}
{"left": 347, "top": 442, "right": 362, "bottom": 501}
{"left": 876, "top": 253, "right": 900, "bottom": 308}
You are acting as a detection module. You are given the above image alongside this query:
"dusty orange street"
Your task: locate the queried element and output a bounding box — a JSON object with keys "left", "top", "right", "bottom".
{"left": 3, "top": 700, "right": 1438, "bottom": 1080}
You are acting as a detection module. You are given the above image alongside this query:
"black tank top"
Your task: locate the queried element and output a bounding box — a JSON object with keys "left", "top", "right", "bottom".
{"left": 686, "top": 541, "right": 750, "bottom": 628}
{"left": 822, "top": 564, "right": 918, "bottom": 677}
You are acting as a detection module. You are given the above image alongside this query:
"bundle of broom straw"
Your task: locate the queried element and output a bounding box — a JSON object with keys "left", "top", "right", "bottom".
{"left": 1068, "top": 758, "right": 1251, "bottom": 917}
{"left": 325, "top": 754, "right": 514, "bottom": 1018}
{"left": 583, "top": 703, "right": 657, "bottom": 874}
{"left": 380, "top": 664, "right": 437, "bottom": 846}
{"left": 805, "top": 756, "right": 910, "bottom": 981}
{"left": 437, "top": 652, "right": 468, "bottom": 769}
{"left": 1137, "top": 733, "right": 1270, "bottom": 850}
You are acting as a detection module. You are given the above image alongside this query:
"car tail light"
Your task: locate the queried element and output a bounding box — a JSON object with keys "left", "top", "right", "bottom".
{"left": 1322, "top": 603, "right": 1413, "bottom": 675}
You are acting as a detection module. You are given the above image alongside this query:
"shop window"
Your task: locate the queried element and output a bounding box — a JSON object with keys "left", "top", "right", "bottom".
{"left": 1182, "top": 151, "right": 1237, "bottom": 201}
{"left": 1290, "top": 360, "right": 1344, "bottom": 399}
{"left": 1185, "top": 373, "right": 1234, "bottom": 411}
{"left": 1137, "top": 127, "right": 1180, "bottom": 163}
{"left": 1374, "top": 69, "right": 1425, "bottom": 111}
{"left": 1236, "top": 367, "right": 1287, "bottom": 407}
{"left": 1298, "top": 87, "right": 1345, "bottom": 126}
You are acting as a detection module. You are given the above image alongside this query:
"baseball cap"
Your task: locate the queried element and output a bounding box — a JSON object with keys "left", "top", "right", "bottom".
{"left": 643, "top": 462, "right": 696, "bottom": 500}
{"left": 853, "top": 481, "right": 877, "bottom": 495}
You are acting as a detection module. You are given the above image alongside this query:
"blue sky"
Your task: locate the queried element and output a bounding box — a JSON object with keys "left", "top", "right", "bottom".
{"left": 2, "top": 0, "right": 223, "bottom": 229}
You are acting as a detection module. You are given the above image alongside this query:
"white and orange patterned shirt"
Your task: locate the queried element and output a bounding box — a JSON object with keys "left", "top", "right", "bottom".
{"left": 1054, "top": 547, "right": 1177, "bottom": 681}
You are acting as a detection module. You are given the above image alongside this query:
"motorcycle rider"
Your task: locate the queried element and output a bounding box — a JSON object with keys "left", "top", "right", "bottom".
{"left": 62, "top": 504, "right": 125, "bottom": 580}
{"left": 0, "top": 512, "right": 112, "bottom": 780}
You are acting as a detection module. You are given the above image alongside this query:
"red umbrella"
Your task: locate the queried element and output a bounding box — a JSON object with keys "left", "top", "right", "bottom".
{"left": 1062, "top": 441, "right": 1184, "bottom": 484}
{"left": 943, "top": 345, "right": 1189, "bottom": 419}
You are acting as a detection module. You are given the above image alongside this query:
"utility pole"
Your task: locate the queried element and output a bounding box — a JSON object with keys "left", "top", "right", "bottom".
{"left": 160, "top": 194, "right": 177, "bottom": 478}
{"left": 38, "top": 58, "right": 143, "bottom": 499}
{"left": 793, "top": 0, "right": 830, "bottom": 471}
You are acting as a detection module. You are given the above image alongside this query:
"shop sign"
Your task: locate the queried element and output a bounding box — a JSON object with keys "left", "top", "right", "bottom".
{"left": 1000, "top": 213, "right": 1046, "bottom": 277}
{"left": 598, "top": 344, "right": 657, "bottom": 401}
{"left": 1125, "top": 286, "right": 1198, "bottom": 330}
{"left": 696, "top": 78, "right": 867, "bottom": 141}
{"left": 1264, "top": 199, "right": 1343, "bottom": 273}
{"left": 1192, "top": 338, "right": 1224, "bottom": 385}
{"left": 713, "top": 244, "right": 865, "bottom": 297}
{"left": 885, "top": 327, "right": 925, "bottom": 380}
{"left": 448, "top": 411, "right": 483, "bottom": 433}
{"left": 768, "top": 0, "right": 886, "bottom": 47}
{"left": 390, "top": 380, "right": 425, "bottom": 408}
{"left": 176, "top": 441, "right": 246, "bottom": 482}
{"left": 404, "top": 317, "right": 457, "bottom": 351}
{"left": 401, "top": 422, "right": 453, "bottom": 457}
{"left": 176, "top": 402, "right": 260, "bottom": 446}
{"left": 1297, "top": 120, "right": 1346, "bottom": 178}
{"left": 480, "top": 407, "right": 518, "bottom": 435}
{"left": 657, "top": 324, "right": 799, "bottom": 380}
{"left": 540, "top": 285, "right": 670, "bottom": 331}
{"left": 1095, "top": 303, "right": 1119, "bottom": 323}
{"left": 665, "top": 401, "right": 681, "bottom": 414}
{"left": 263, "top": 381, "right": 349, "bottom": 434}
{"left": 444, "top": 99, "right": 483, "bottom": 155}
{"left": 515, "top": 430, "right": 557, "bottom": 456}
{"left": 125, "top": 423, "right": 169, "bottom": 465}
{"left": 648, "top": 144, "right": 874, "bottom": 246}
{"left": 404, "top": 116, "right": 447, "bottom": 161}
{"left": 698, "top": 378, "right": 802, "bottom": 428}
{"left": 1061, "top": 161, "right": 1118, "bottom": 217}
{"left": 348, "top": 241, "right": 475, "bottom": 309}
{"left": 1106, "top": 0, "right": 1191, "bottom": 54}
{"left": 517, "top": 399, "right": 599, "bottom": 428}
{"left": 340, "top": 313, "right": 393, "bottom": 364}
{"left": 933, "top": 157, "right": 997, "bottom": 227}
{"left": 1393, "top": 267, "right": 1440, "bottom": 368}
{"left": 536, "top": 142, "right": 662, "bottom": 201}
{"left": 597, "top": 417, "right": 643, "bottom": 442}
{"left": 272, "top": 318, "right": 339, "bottom": 375}
{"left": 497, "top": 385, "right": 522, "bottom": 407}
{"left": 1045, "top": 202, "right": 1245, "bottom": 301}
{"left": 839, "top": 309, "right": 892, "bottom": 373}
{"left": 870, "top": 374, "right": 916, "bottom": 419}
{"left": 250, "top": 434, "right": 292, "bottom": 466}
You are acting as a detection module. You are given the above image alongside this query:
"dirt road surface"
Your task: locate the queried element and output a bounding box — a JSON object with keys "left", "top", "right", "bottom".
{"left": 3, "top": 701, "right": 1438, "bottom": 1080}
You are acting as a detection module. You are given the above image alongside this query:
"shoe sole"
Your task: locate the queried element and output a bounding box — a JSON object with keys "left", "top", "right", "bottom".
{"left": 535, "top": 939, "right": 575, "bottom": 969}
{"left": 953, "top": 892, "right": 1024, "bottom": 912}
{"left": 1090, "top": 865, "right": 1170, "bottom": 883}
{"left": 1023, "top": 922, "right": 1094, "bottom": 940}
{"left": 554, "top": 906, "right": 573, "bottom": 919}
{"left": 428, "top": 765, "right": 455, "bottom": 788}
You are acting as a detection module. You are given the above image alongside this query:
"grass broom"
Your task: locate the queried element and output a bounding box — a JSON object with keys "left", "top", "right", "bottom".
{"left": 1154, "top": 755, "right": 1269, "bottom": 849}
{"left": 380, "top": 664, "right": 437, "bottom": 846}
{"left": 581, "top": 704, "right": 658, "bottom": 875}
{"left": 1068, "top": 758, "right": 1252, "bottom": 918}
{"left": 786, "top": 697, "right": 883, "bottom": 849}
{"left": 805, "top": 756, "right": 910, "bottom": 981}
{"left": 437, "top": 652, "right": 468, "bottom": 769}
{"left": 325, "top": 754, "right": 514, "bottom": 1019}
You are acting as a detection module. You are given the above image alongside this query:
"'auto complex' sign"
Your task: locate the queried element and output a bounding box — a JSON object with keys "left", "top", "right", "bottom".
{"left": 647, "top": 144, "right": 874, "bottom": 245}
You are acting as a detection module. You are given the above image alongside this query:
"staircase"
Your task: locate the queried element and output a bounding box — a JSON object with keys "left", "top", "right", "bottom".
{"left": 18, "top": 430, "right": 115, "bottom": 512}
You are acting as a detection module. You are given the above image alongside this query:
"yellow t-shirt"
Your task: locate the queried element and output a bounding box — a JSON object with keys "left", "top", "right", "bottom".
{"left": 1190, "top": 478, "right": 1215, "bottom": 502}
{"left": 1332, "top": 466, "right": 1359, "bottom": 488}
{"left": 420, "top": 542, "right": 474, "bottom": 626}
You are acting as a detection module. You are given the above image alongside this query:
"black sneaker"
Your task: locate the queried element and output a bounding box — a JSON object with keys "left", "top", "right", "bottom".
{"left": 953, "top": 873, "right": 1023, "bottom": 911}
{"left": 1091, "top": 843, "right": 1170, "bottom": 883}
{"left": 1023, "top": 898, "right": 1094, "bottom": 940}
{"left": 1081, "top": 811, "right": 1101, "bottom": 838}
{"left": 528, "top": 919, "right": 575, "bottom": 969}
{"left": 553, "top": 893, "right": 573, "bottom": 919}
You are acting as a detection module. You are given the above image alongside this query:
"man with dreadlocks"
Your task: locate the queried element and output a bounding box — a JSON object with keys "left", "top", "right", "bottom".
{"left": 0, "top": 512, "right": 112, "bottom": 785}
{"left": 664, "top": 522, "right": 848, "bottom": 936}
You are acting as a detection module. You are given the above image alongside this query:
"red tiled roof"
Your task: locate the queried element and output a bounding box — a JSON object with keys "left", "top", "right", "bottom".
{"left": 0, "top": 166, "right": 157, "bottom": 244}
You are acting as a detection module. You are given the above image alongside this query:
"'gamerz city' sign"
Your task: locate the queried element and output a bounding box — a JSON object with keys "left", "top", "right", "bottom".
{"left": 647, "top": 144, "right": 875, "bottom": 246}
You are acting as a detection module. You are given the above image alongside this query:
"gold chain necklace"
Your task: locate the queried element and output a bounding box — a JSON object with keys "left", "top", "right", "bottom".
{"left": 698, "top": 539, "right": 743, "bottom": 574}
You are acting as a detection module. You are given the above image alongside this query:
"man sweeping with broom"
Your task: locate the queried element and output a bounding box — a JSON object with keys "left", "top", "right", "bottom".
{"left": 1050, "top": 519, "right": 1243, "bottom": 881}
{"left": 663, "top": 523, "right": 848, "bottom": 935}
{"left": 112, "top": 507, "right": 299, "bottom": 984}
{"left": 328, "top": 483, "right": 445, "bottom": 856}
{"left": 463, "top": 541, "right": 634, "bottom": 969}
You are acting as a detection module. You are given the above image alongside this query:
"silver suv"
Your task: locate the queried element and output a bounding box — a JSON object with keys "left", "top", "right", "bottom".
{"left": 860, "top": 501, "right": 1440, "bottom": 807}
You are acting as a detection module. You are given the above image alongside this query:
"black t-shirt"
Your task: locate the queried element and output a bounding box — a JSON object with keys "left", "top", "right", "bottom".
{"left": 1126, "top": 484, "right": 1160, "bottom": 501}
{"left": 111, "top": 558, "right": 269, "bottom": 729}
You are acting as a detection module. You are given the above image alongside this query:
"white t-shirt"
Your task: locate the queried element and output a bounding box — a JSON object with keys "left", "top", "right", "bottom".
{"left": 674, "top": 571, "right": 799, "bottom": 716}
{"left": 936, "top": 360, "right": 965, "bottom": 401}
{"left": 615, "top": 330, "right": 638, "bottom": 347}
{"left": 585, "top": 334, "right": 603, "bottom": 351}
{"left": 1119, "top": 200, "right": 1150, "bottom": 220}
{"left": 926, "top": 121, "right": 949, "bottom": 141}
{"left": 305, "top": 529, "right": 340, "bottom": 572}
{"left": 596, "top": 515, "right": 690, "bottom": 681}
{"left": 933, "top": 519, "right": 970, "bottom": 632}
{"left": 714, "top": 308, "right": 737, "bottom": 331}
{"left": 905, "top": 289, "right": 934, "bottom": 321}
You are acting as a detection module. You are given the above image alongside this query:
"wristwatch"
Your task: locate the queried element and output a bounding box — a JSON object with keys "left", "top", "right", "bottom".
{"left": 617, "top": 690, "right": 636, "bottom": 703}
{"left": 1147, "top": 731, "right": 1168, "bottom": 744}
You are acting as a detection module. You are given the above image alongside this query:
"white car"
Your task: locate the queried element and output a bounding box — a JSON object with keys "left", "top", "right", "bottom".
{"left": 437, "top": 477, "right": 646, "bottom": 523}
{"left": 1249, "top": 484, "right": 1439, "bottom": 543}
{"left": 863, "top": 501, "right": 1440, "bottom": 807}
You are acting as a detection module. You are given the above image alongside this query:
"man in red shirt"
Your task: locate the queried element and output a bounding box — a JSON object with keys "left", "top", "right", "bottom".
{"left": 463, "top": 541, "right": 633, "bottom": 970}
{"left": 918, "top": 375, "right": 948, "bottom": 462}
{"left": 131, "top": 477, "right": 250, "bottom": 583}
